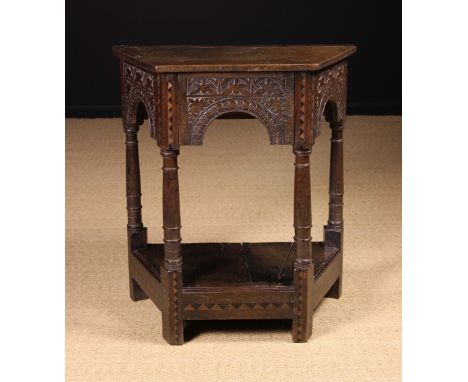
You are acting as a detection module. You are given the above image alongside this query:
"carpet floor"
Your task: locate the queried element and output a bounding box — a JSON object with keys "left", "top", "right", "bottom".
{"left": 66, "top": 116, "right": 401, "bottom": 381}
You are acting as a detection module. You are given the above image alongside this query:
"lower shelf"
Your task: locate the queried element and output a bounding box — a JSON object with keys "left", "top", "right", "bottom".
{"left": 134, "top": 241, "right": 339, "bottom": 291}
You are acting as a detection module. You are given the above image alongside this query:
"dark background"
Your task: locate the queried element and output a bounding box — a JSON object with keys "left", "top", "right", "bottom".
{"left": 66, "top": 0, "right": 401, "bottom": 117}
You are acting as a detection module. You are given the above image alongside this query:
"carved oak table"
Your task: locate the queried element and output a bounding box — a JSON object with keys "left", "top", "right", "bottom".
{"left": 112, "top": 45, "right": 356, "bottom": 345}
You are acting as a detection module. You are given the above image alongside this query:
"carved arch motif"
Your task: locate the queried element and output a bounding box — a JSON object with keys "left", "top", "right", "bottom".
{"left": 184, "top": 75, "right": 294, "bottom": 145}
{"left": 121, "top": 62, "right": 161, "bottom": 144}
{"left": 312, "top": 61, "right": 348, "bottom": 138}
{"left": 189, "top": 98, "right": 285, "bottom": 144}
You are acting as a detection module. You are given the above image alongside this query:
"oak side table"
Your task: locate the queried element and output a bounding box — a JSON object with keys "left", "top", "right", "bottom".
{"left": 112, "top": 45, "right": 356, "bottom": 345}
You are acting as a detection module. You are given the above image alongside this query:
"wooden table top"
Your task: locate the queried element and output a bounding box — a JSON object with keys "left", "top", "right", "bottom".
{"left": 112, "top": 45, "right": 356, "bottom": 73}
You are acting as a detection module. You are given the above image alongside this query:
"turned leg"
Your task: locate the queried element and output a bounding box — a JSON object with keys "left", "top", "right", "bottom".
{"left": 124, "top": 123, "right": 148, "bottom": 301}
{"left": 160, "top": 149, "right": 184, "bottom": 345}
{"left": 291, "top": 149, "right": 314, "bottom": 343}
{"left": 325, "top": 120, "right": 344, "bottom": 299}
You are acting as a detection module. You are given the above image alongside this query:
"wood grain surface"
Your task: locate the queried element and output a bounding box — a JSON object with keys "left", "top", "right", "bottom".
{"left": 112, "top": 45, "right": 357, "bottom": 72}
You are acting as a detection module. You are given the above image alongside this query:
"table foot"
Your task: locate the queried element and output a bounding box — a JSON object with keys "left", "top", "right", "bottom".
{"left": 291, "top": 262, "right": 313, "bottom": 342}
{"left": 129, "top": 278, "right": 148, "bottom": 302}
{"left": 161, "top": 268, "right": 184, "bottom": 345}
{"left": 325, "top": 275, "right": 342, "bottom": 299}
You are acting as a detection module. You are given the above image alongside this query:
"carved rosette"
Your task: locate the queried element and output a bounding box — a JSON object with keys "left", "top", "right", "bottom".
{"left": 121, "top": 62, "right": 161, "bottom": 143}
{"left": 311, "top": 61, "right": 348, "bottom": 138}
{"left": 184, "top": 75, "right": 294, "bottom": 145}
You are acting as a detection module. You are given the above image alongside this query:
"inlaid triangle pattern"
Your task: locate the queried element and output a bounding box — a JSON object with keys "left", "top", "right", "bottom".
{"left": 183, "top": 302, "right": 292, "bottom": 311}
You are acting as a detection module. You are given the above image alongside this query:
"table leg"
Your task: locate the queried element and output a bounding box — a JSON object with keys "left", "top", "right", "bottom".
{"left": 291, "top": 149, "right": 314, "bottom": 342}
{"left": 325, "top": 120, "right": 344, "bottom": 299}
{"left": 160, "top": 149, "right": 184, "bottom": 345}
{"left": 124, "top": 123, "right": 148, "bottom": 301}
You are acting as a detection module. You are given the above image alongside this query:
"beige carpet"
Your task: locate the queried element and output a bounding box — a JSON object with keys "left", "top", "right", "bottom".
{"left": 66, "top": 116, "right": 401, "bottom": 381}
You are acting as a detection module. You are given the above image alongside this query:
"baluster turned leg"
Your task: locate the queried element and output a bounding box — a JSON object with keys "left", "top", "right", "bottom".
{"left": 125, "top": 124, "right": 148, "bottom": 301}
{"left": 325, "top": 120, "right": 345, "bottom": 299}
{"left": 160, "top": 149, "right": 184, "bottom": 345}
{"left": 291, "top": 149, "right": 314, "bottom": 343}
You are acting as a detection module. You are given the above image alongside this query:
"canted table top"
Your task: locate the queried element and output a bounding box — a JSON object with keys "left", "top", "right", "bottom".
{"left": 112, "top": 44, "right": 356, "bottom": 73}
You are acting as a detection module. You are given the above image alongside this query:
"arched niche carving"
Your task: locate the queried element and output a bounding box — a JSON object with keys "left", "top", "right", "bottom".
{"left": 189, "top": 99, "right": 286, "bottom": 145}
{"left": 121, "top": 62, "right": 161, "bottom": 144}
{"left": 312, "top": 61, "right": 348, "bottom": 138}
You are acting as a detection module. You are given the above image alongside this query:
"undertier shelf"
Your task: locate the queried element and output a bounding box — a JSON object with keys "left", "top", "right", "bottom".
{"left": 134, "top": 242, "right": 339, "bottom": 290}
